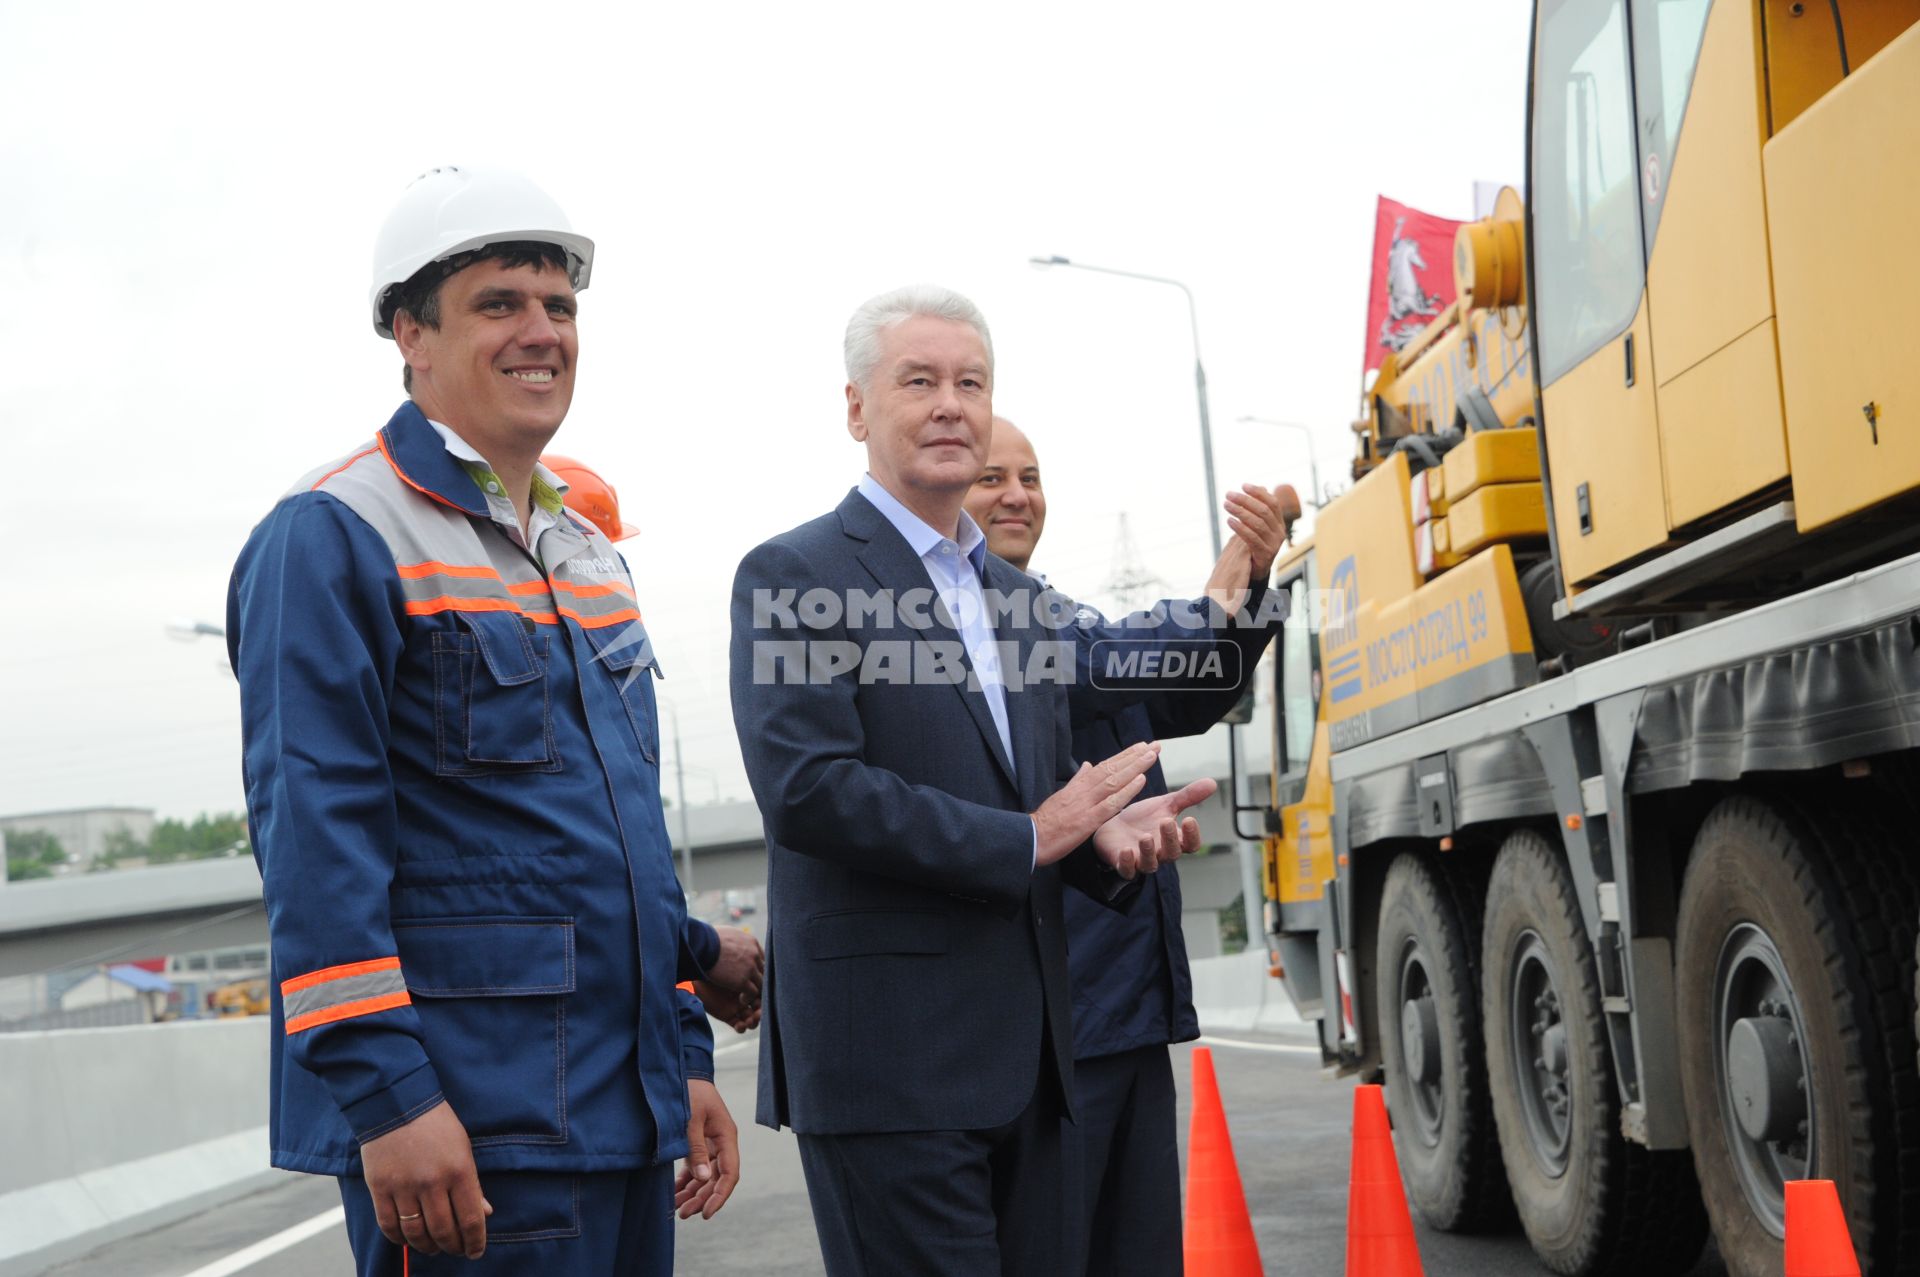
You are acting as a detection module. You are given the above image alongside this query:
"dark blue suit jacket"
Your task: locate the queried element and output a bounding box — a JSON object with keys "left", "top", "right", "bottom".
{"left": 729, "top": 489, "right": 1117, "bottom": 1135}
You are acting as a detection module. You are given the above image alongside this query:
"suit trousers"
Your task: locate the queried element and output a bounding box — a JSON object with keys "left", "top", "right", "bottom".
{"left": 1064, "top": 1044, "right": 1183, "bottom": 1276}
{"left": 796, "top": 1059, "right": 1067, "bottom": 1277}
{"left": 337, "top": 1165, "right": 672, "bottom": 1277}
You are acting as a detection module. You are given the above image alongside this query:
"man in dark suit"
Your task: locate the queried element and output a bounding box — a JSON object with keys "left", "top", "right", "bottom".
{"left": 729, "top": 284, "right": 1216, "bottom": 1277}
{"left": 966, "top": 418, "right": 1297, "bottom": 1275}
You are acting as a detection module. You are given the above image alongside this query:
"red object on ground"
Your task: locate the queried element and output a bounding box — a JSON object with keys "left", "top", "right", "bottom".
{"left": 1362, "top": 196, "right": 1465, "bottom": 374}
{"left": 1784, "top": 1179, "right": 1861, "bottom": 1276}
{"left": 1346, "top": 1084, "right": 1424, "bottom": 1277}
{"left": 1184, "top": 1046, "right": 1265, "bottom": 1277}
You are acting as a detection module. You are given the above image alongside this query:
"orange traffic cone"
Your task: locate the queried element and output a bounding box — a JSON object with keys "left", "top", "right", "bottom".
{"left": 1347, "top": 1084, "right": 1424, "bottom": 1276}
{"left": 1784, "top": 1180, "right": 1860, "bottom": 1276}
{"left": 1184, "top": 1046, "right": 1265, "bottom": 1276}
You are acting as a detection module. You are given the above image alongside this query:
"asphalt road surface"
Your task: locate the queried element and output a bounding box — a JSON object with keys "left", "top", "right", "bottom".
{"left": 42, "top": 1028, "right": 1727, "bottom": 1276}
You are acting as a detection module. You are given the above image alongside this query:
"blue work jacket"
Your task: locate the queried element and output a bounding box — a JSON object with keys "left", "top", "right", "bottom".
{"left": 228, "top": 402, "right": 708, "bottom": 1176}
{"left": 1056, "top": 583, "right": 1281, "bottom": 1060}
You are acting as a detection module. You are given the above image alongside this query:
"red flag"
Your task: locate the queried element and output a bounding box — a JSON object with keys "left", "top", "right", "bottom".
{"left": 1362, "top": 196, "right": 1464, "bottom": 373}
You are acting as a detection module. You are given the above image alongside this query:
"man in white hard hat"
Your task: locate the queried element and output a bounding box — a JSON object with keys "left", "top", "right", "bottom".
{"left": 228, "top": 166, "right": 737, "bottom": 1275}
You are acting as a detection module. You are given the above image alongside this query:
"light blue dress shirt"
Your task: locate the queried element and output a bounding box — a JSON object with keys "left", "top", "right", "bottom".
{"left": 856, "top": 473, "right": 1014, "bottom": 764}
{"left": 856, "top": 474, "right": 1038, "bottom": 868}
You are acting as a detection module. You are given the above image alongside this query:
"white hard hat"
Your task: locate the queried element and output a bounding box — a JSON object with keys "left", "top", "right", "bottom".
{"left": 369, "top": 165, "right": 595, "bottom": 338}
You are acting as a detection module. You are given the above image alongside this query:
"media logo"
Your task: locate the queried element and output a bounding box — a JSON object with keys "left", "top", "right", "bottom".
{"left": 1089, "top": 640, "right": 1241, "bottom": 692}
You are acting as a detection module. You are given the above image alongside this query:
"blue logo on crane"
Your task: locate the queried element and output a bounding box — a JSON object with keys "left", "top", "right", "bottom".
{"left": 1324, "top": 555, "right": 1363, "bottom": 704}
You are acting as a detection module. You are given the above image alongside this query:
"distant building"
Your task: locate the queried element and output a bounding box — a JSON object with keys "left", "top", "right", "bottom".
{"left": 0, "top": 806, "right": 155, "bottom": 876}
{"left": 58, "top": 964, "right": 174, "bottom": 1024}
{"left": 1, "top": 943, "right": 269, "bottom": 1032}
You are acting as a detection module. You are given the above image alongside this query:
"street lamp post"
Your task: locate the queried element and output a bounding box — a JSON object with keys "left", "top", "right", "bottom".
{"left": 666, "top": 700, "right": 694, "bottom": 894}
{"left": 1030, "top": 254, "right": 1266, "bottom": 953}
{"left": 1236, "top": 416, "right": 1325, "bottom": 510}
{"left": 1028, "top": 256, "right": 1222, "bottom": 557}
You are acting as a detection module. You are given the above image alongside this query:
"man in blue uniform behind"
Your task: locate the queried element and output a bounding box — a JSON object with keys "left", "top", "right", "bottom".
{"left": 965, "top": 418, "right": 1296, "bottom": 1275}
{"left": 228, "top": 166, "right": 739, "bottom": 1275}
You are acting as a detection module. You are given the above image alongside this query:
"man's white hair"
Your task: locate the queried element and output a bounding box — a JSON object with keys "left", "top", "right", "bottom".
{"left": 843, "top": 283, "right": 994, "bottom": 390}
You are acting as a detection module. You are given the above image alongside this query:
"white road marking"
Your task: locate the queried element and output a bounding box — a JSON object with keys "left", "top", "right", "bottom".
{"left": 177, "top": 1206, "right": 345, "bottom": 1277}
{"left": 1194, "top": 1034, "right": 1321, "bottom": 1056}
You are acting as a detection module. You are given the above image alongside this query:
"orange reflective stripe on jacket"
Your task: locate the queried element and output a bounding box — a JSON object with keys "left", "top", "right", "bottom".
{"left": 562, "top": 606, "right": 641, "bottom": 629}
{"left": 401, "top": 595, "right": 549, "bottom": 620}
{"left": 310, "top": 445, "right": 380, "bottom": 493}
{"left": 396, "top": 560, "right": 504, "bottom": 581}
{"left": 281, "top": 956, "right": 410, "bottom": 1034}
{"left": 395, "top": 562, "right": 639, "bottom": 628}
{"left": 548, "top": 576, "right": 637, "bottom": 601}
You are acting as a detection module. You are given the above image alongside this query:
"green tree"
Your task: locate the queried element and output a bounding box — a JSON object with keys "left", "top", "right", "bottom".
{"left": 1219, "top": 890, "right": 1249, "bottom": 954}
{"left": 90, "top": 827, "right": 147, "bottom": 872}
{"left": 5, "top": 829, "right": 70, "bottom": 881}
{"left": 148, "top": 813, "right": 251, "bottom": 864}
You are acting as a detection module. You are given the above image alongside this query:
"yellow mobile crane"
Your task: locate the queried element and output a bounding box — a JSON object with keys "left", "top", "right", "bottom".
{"left": 1253, "top": 5, "right": 1920, "bottom": 1275}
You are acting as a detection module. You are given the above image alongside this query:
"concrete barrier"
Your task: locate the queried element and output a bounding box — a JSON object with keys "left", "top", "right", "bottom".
{"left": 1188, "top": 948, "right": 1315, "bottom": 1037}
{"left": 0, "top": 1019, "right": 279, "bottom": 1277}
{"left": 0, "top": 957, "right": 1309, "bottom": 1274}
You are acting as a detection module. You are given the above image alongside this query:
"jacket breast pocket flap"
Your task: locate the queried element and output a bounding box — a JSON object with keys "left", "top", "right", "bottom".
{"left": 807, "top": 909, "right": 949, "bottom": 960}
{"left": 433, "top": 612, "right": 558, "bottom": 773}
{"left": 394, "top": 917, "right": 574, "bottom": 1145}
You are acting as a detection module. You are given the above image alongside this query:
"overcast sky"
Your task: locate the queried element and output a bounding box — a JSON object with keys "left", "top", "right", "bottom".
{"left": 0, "top": 0, "right": 1530, "bottom": 824}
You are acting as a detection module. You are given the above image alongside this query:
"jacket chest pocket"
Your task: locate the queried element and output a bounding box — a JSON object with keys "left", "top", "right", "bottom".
{"left": 432, "top": 612, "right": 560, "bottom": 776}
{"left": 583, "top": 620, "right": 660, "bottom": 764}
{"left": 395, "top": 916, "right": 574, "bottom": 1146}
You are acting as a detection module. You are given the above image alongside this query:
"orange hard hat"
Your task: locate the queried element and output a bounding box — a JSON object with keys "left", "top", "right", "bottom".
{"left": 544, "top": 453, "right": 635, "bottom": 541}
{"left": 1273, "top": 483, "right": 1303, "bottom": 527}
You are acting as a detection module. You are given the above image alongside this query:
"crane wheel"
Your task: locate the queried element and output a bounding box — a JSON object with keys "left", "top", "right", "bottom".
{"left": 1482, "top": 828, "right": 1707, "bottom": 1276}
{"left": 1375, "top": 851, "right": 1510, "bottom": 1231}
{"left": 1675, "top": 792, "right": 1919, "bottom": 1277}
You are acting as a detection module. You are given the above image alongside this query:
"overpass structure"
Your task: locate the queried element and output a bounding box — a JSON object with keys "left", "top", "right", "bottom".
{"left": 0, "top": 802, "right": 770, "bottom": 986}
{"left": 1, "top": 783, "right": 1254, "bottom": 990}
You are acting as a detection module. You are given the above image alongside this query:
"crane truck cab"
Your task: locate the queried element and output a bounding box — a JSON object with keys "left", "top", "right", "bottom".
{"left": 1258, "top": 5, "right": 1920, "bottom": 1275}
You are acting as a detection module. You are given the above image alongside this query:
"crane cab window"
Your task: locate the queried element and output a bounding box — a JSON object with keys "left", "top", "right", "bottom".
{"left": 1631, "top": 0, "right": 1713, "bottom": 251}
{"left": 1275, "top": 555, "right": 1320, "bottom": 778}
{"left": 1534, "top": 0, "right": 1646, "bottom": 385}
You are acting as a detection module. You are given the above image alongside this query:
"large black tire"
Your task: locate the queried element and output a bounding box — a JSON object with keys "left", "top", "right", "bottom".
{"left": 1675, "top": 792, "right": 1920, "bottom": 1277}
{"left": 1375, "top": 852, "right": 1510, "bottom": 1231}
{"left": 1482, "top": 828, "right": 1708, "bottom": 1276}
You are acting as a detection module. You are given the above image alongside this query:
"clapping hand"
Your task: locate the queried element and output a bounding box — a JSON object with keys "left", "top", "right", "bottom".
{"left": 1031, "top": 742, "right": 1162, "bottom": 866}
{"left": 1031, "top": 742, "right": 1218, "bottom": 879}
{"left": 1206, "top": 483, "right": 1296, "bottom": 614}
{"left": 1091, "top": 777, "right": 1216, "bottom": 878}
